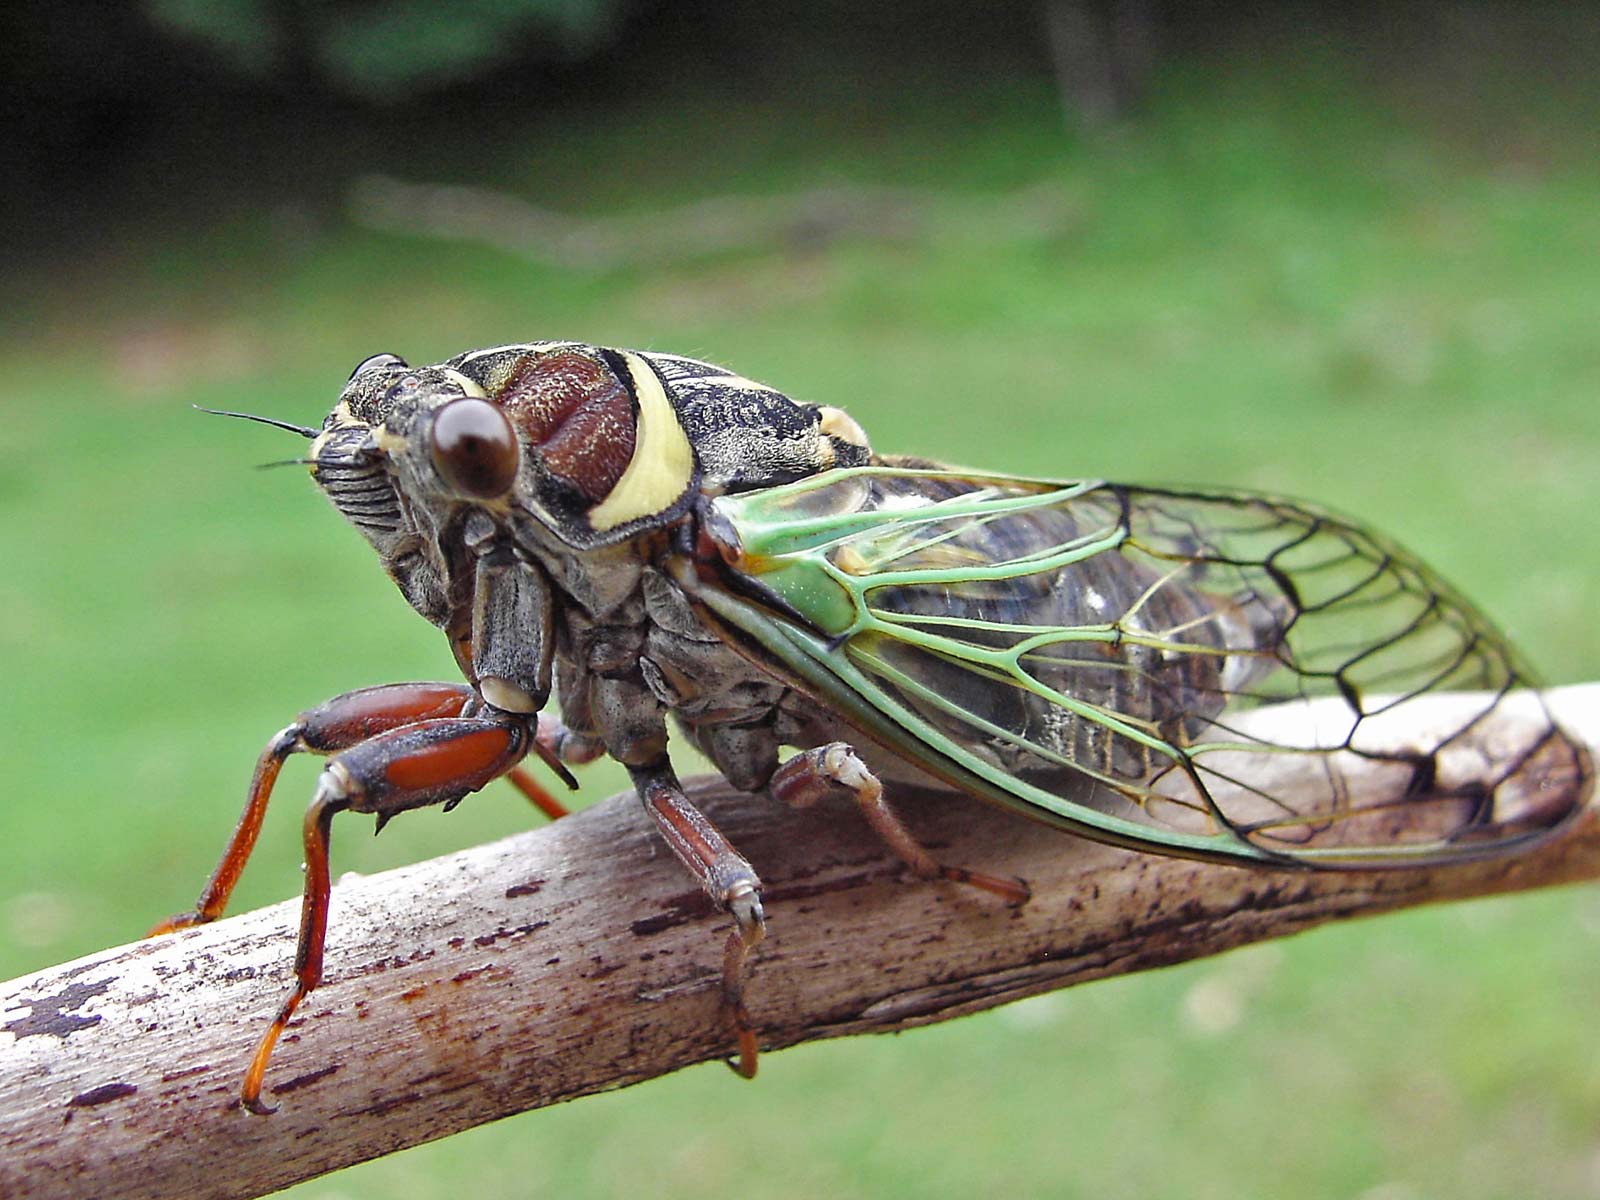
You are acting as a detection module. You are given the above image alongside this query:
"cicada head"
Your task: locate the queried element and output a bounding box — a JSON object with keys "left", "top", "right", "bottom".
{"left": 310, "top": 342, "right": 873, "bottom": 622}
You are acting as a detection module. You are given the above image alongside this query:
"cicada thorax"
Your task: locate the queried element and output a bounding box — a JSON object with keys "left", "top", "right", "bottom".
{"left": 430, "top": 343, "right": 870, "bottom": 555}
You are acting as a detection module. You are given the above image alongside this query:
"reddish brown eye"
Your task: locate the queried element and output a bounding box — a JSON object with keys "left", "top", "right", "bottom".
{"left": 430, "top": 398, "right": 519, "bottom": 499}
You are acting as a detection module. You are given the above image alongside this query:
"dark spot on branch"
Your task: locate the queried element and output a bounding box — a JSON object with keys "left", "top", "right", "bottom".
{"left": 1233, "top": 883, "right": 1321, "bottom": 913}
{"left": 272, "top": 1064, "right": 339, "bottom": 1096}
{"left": 629, "top": 914, "right": 677, "bottom": 936}
{"left": 4, "top": 977, "right": 114, "bottom": 1040}
{"left": 339, "top": 1092, "right": 420, "bottom": 1118}
{"left": 68, "top": 1082, "right": 138, "bottom": 1107}
{"left": 160, "top": 1064, "right": 211, "bottom": 1084}
{"left": 471, "top": 921, "right": 549, "bottom": 947}
{"left": 53, "top": 959, "right": 111, "bottom": 983}
{"left": 764, "top": 870, "right": 883, "bottom": 904}
{"left": 1172, "top": 898, "right": 1210, "bottom": 926}
{"left": 630, "top": 891, "right": 718, "bottom": 936}
{"left": 505, "top": 880, "right": 544, "bottom": 898}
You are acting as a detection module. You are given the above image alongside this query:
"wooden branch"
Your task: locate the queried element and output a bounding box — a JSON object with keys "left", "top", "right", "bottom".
{"left": 3, "top": 686, "right": 1597, "bottom": 1200}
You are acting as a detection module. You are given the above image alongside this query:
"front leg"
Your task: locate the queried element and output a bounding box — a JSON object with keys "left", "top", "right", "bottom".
{"left": 150, "top": 682, "right": 575, "bottom": 936}
{"left": 150, "top": 682, "right": 485, "bottom": 934}
{"left": 237, "top": 709, "right": 536, "bottom": 1113}
{"left": 147, "top": 682, "right": 577, "bottom": 1114}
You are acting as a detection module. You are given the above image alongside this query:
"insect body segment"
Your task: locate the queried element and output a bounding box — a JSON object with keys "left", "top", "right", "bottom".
{"left": 159, "top": 341, "right": 1590, "bottom": 1112}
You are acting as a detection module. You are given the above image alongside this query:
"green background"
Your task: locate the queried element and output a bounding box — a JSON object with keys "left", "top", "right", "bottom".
{"left": 3, "top": 7, "right": 1599, "bottom": 1198}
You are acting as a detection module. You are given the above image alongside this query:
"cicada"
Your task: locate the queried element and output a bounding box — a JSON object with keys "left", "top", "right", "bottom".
{"left": 154, "top": 342, "right": 1590, "bottom": 1112}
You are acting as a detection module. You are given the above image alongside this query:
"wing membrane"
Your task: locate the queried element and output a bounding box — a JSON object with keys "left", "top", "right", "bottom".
{"left": 699, "top": 467, "right": 1589, "bottom": 866}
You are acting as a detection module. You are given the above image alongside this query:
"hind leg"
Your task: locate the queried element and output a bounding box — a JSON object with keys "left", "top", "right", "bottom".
{"left": 770, "top": 743, "right": 1030, "bottom": 906}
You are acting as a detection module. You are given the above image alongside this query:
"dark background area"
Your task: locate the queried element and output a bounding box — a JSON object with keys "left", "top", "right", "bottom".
{"left": 9, "top": 3, "right": 1047, "bottom": 241}
{"left": 8, "top": 3, "right": 1591, "bottom": 249}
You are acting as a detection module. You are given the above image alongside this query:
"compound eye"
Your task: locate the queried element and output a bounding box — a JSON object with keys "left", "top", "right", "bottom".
{"left": 430, "top": 398, "right": 519, "bottom": 499}
{"left": 349, "top": 352, "right": 408, "bottom": 381}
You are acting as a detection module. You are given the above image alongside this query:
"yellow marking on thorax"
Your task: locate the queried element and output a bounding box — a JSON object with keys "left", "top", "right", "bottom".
{"left": 308, "top": 399, "right": 358, "bottom": 463}
{"left": 589, "top": 352, "right": 696, "bottom": 532}
{"left": 312, "top": 397, "right": 359, "bottom": 441}
{"left": 817, "top": 405, "right": 870, "bottom": 450}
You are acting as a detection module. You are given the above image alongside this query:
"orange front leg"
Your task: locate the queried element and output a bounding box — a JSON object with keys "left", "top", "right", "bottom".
{"left": 239, "top": 713, "right": 534, "bottom": 1113}
{"left": 145, "top": 681, "right": 586, "bottom": 1114}
{"left": 150, "top": 682, "right": 483, "bottom": 935}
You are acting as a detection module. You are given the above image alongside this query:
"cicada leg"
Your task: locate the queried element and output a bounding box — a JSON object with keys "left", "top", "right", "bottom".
{"left": 236, "top": 711, "right": 537, "bottom": 1112}
{"left": 505, "top": 766, "right": 571, "bottom": 821}
{"left": 147, "top": 682, "right": 590, "bottom": 1114}
{"left": 511, "top": 712, "right": 607, "bottom": 819}
{"left": 149, "top": 685, "right": 587, "bottom": 938}
{"left": 148, "top": 683, "right": 482, "bottom": 935}
{"left": 631, "top": 764, "right": 767, "bottom": 1079}
{"left": 771, "top": 743, "right": 1031, "bottom": 907}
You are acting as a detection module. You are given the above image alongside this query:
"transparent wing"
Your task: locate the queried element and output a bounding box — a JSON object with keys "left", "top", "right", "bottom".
{"left": 699, "top": 467, "right": 1589, "bottom": 866}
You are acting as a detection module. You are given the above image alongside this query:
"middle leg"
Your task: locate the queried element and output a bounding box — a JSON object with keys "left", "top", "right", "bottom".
{"left": 632, "top": 762, "right": 767, "bottom": 1078}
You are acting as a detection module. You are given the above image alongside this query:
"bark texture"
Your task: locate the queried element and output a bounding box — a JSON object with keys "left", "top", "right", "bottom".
{"left": 2, "top": 686, "right": 1597, "bottom": 1200}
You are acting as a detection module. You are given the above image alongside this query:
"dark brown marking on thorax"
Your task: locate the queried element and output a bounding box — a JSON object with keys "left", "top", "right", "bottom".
{"left": 497, "top": 349, "right": 637, "bottom": 503}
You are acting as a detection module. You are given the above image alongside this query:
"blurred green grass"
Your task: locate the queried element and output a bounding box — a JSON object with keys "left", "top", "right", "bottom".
{"left": 4, "top": 55, "right": 1600, "bottom": 1200}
